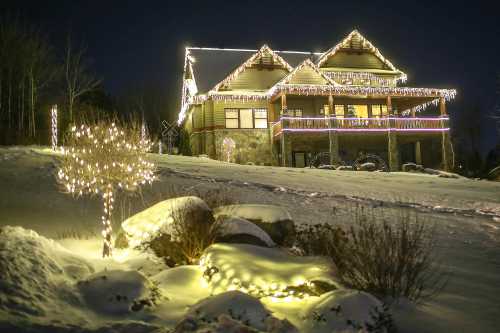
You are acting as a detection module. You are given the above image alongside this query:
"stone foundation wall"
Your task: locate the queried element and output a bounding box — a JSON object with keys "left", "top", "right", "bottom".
{"left": 214, "top": 129, "right": 272, "bottom": 165}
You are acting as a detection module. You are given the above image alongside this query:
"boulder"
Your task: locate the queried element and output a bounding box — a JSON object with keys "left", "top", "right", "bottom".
{"left": 303, "top": 289, "right": 389, "bottom": 333}
{"left": 337, "top": 165, "right": 354, "bottom": 171}
{"left": 214, "top": 204, "right": 295, "bottom": 246}
{"left": 317, "top": 165, "right": 336, "bottom": 170}
{"left": 215, "top": 216, "right": 275, "bottom": 247}
{"left": 358, "top": 162, "right": 376, "bottom": 171}
{"left": 121, "top": 196, "right": 214, "bottom": 248}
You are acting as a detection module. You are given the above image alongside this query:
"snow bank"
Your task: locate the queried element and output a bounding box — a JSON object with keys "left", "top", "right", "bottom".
{"left": 200, "top": 243, "right": 339, "bottom": 299}
{"left": 303, "top": 289, "right": 386, "bottom": 333}
{"left": 0, "top": 226, "right": 93, "bottom": 316}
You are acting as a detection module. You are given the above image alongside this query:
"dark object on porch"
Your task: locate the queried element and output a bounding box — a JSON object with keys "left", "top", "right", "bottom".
{"left": 402, "top": 162, "right": 424, "bottom": 173}
{"left": 353, "top": 154, "right": 389, "bottom": 172}
{"left": 358, "top": 162, "right": 377, "bottom": 172}
{"left": 309, "top": 152, "right": 345, "bottom": 169}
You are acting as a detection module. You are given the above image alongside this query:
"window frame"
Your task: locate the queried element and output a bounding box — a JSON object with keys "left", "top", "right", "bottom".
{"left": 224, "top": 108, "right": 268, "bottom": 129}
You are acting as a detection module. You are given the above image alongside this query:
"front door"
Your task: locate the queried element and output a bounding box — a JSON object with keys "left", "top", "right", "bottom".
{"left": 293, "top": 152, "right": 306, "bottom": 168}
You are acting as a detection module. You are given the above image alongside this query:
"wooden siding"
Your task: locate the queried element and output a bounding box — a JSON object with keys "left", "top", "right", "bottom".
{"left": 288, "top": 66, "right": 329, "bottom": 85}
{"left": 212, "top": 100, "right": 269, "bottom": 127}
{"left": 321, "top": 51, "right": 387, "bottom": 70}
{"left": 225, "top": 68, "right": 289, "bottom": 90}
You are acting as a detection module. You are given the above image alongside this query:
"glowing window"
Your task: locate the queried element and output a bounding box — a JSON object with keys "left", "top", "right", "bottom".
{"left": 225, "top": 109, "right": 239, "bottom": 128}
{"left": 372, "top": 105, "right": 389, "bottom": 117}
{"left": 334, "top": 105, "right": 345, "bottom": 118}
{"left": 239, "top": 109, "right": 253, "bottom": 128}
{"left": 353, "top": 105, "right": 369, "bottom": 118}
{"left": 254, "top": 109, "right": 268, "bottom": 128}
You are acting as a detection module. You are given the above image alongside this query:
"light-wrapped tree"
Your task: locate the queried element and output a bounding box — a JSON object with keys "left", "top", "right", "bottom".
{"left": 57, "top": 120, "right": 155, "bottom": 257}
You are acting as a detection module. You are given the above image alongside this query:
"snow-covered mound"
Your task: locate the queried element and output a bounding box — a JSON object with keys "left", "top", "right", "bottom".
{"left": 0, "top": 226, "right": 93, "bottom": 319}
{"left": 303, "top": 289, "right": 387, "bottom": 333}
{"left": 122, "top": 196, "right": 214, "bottom": 248}
{"left": 78, "top": 270, "right": 159, "bottom": 315}
{"left": 186, "top": 291, "right": 277, "bottom": 331}
{"left": 200, "top": 243, "right": 340, "bottom": 299}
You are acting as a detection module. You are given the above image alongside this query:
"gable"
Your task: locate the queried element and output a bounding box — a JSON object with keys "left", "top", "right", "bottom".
{"left": 225, "top": 67, "right": 289, "bottom": 90}
{"left": 321, "top": 50, "right": 387, "bottom": 70}
{"left": 277, "top": 59, "right": 335, "bottom": 86}
{"left": 213, "top": 45, "right": 293, "bottom": 92}
{"left": 288, "top": 65, "right": 330, "bottom": 85}
{"left": 317, "top": 30, "right": 401, "bottom": 73}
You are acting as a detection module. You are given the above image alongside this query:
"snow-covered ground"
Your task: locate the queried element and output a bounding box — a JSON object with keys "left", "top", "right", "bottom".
{"left": 1, "top": 146, "right": 500, "bottom": 332}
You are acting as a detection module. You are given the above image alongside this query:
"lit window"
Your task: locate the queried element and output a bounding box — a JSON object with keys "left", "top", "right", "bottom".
{"left": 371, "top": 105, "right": 389, "bottom": 118}
{"left": 225, "top": 109, "right": 239, "bottom": 128}
{"left": 353, "top": 105, "right": 369, "bottom": 118}
{"left": 254, "top": 109, "right": 268, "bottom": 128}
{"left": 283, "top": 109, "right": 302, "bottom": 117}
{"left": 334, "top": 105, "right": 345, "bottom": 118}
{"left": 224, "top": 108, "right": 268, "bottom": 129}
{"left": 239, "top": 109, "right": 253, "bottom": 128}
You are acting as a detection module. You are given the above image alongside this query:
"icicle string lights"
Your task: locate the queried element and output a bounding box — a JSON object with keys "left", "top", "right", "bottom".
{"left": 51, "top": 105, "right": 58, "bottom": 150}
{"left": 57, "top": 122, "right": 156, "bottom": 257}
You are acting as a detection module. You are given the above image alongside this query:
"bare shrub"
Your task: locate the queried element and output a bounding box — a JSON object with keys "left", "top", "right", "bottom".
{"left": 295, "top": 207, "right": 448, "bottom": 303}
{"left": 145, "top": 202, "right": 220, "bottom": 266}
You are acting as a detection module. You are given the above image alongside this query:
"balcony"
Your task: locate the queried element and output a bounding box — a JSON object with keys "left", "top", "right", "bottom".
{"left": 272, "top": 117, "right": 450, "bottom": 138}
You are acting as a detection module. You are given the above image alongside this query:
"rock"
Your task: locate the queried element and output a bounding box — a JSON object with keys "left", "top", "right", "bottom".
{"left": 121, "top": 196, "right": 214, "bottom": 248}
{"left": 358, "top": 162, "right": 377, "bottom": 171}
{"left": 214, "top": 204, "right": 295, "bottom": 246}
{"left": 336, "top": 165, "right": 354, "bottom": 171}
{"left": 200, "top": 243, "right": 339, "bottom": 299}
{"left": 303, "top": 289, "right": 388, "bottom": 333}
{"left": 317, "top": 165, "right": 336, "bottom": 170}
{"left": 215, "top": 216, "right": 275, "bottom": 247}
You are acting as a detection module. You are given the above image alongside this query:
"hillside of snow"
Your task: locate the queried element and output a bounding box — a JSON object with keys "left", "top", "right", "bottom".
{"left": 0, "top": 146, "right": 499, "bottom": 332}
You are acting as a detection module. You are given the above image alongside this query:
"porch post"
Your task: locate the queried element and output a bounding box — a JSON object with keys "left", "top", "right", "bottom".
{"left": 328, "top": 94, "right": 335, "bottom": 116}
{"left": 440, "top": 97, "right": 453, "bottom": 171}
{"left": 411, "top": 108, "right": 422, "bottom": 165}
{"left": 327, "top": 94, "right": 339, "bottom": 165}
{"left": 281, "top": 93, "right": 287, "bottom": 115}
{"left": 415, "top": 141, "right": 422, "bottom": 165}
{"left": 387, "top": 95, "right": 393, "bottom": 115}
{"left": 388, "top": 131, "right": 400, "bottom": 171}
{"left": 386, "top": 95, "right": 399, "bottom": 171}
{"left": 280, "top": 132, "right": 286, "bottom": 167}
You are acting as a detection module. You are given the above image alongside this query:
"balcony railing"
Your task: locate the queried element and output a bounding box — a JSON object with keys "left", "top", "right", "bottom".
{"left": 272, "top": 117, "right": 449, "bottom": 137}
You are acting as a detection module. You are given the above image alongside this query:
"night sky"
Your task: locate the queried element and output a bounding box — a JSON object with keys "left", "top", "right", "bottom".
{"left": 2, "top": 0, "right": 499, "bottom": 148}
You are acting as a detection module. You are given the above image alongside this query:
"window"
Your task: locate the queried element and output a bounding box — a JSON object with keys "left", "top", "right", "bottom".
{"left": 254, "top": 109, "right": 268, "bottom": 128}
{"left": 225, "top": 109, "right": 239, "bottom": 128}
{"left": 283, "top": 108, "right": 302, "bottom": 117}
{"left": 240, "top": 109, "right": 253, "bottom": 128}
{"left": 334, "top": 105, "right": 345, "bottom": 118}
{"left": 371, "top": 105, "right": 389, "bottom": 118}
{"left": 224, "top": 108, "right": 268, "bottom": 129}
{"left": 353, "top": 105, "right": 369, "bottom": 118}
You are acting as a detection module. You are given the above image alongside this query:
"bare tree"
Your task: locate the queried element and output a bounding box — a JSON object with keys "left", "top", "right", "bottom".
{"left": 57, "top": 120, "right": 155, "bottom": 257}
{"left": 64, "top": 34, "right": 101, "bottom": 123}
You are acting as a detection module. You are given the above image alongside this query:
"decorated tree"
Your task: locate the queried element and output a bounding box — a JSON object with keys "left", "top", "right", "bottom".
{"left": 57, "top": 120, "right": 155, "bottom": 257}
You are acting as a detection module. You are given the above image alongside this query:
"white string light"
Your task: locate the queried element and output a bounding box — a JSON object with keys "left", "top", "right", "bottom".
{"left": 51, "top": 105, "right": 58, "bottom": 151}
{"left": 57, "top": 122, "right": 156, "bottom": 257}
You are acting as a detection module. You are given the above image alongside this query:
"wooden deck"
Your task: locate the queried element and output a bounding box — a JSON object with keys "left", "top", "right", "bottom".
{"left": 272, "top": 116, "right": 449, "bottom": 138}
